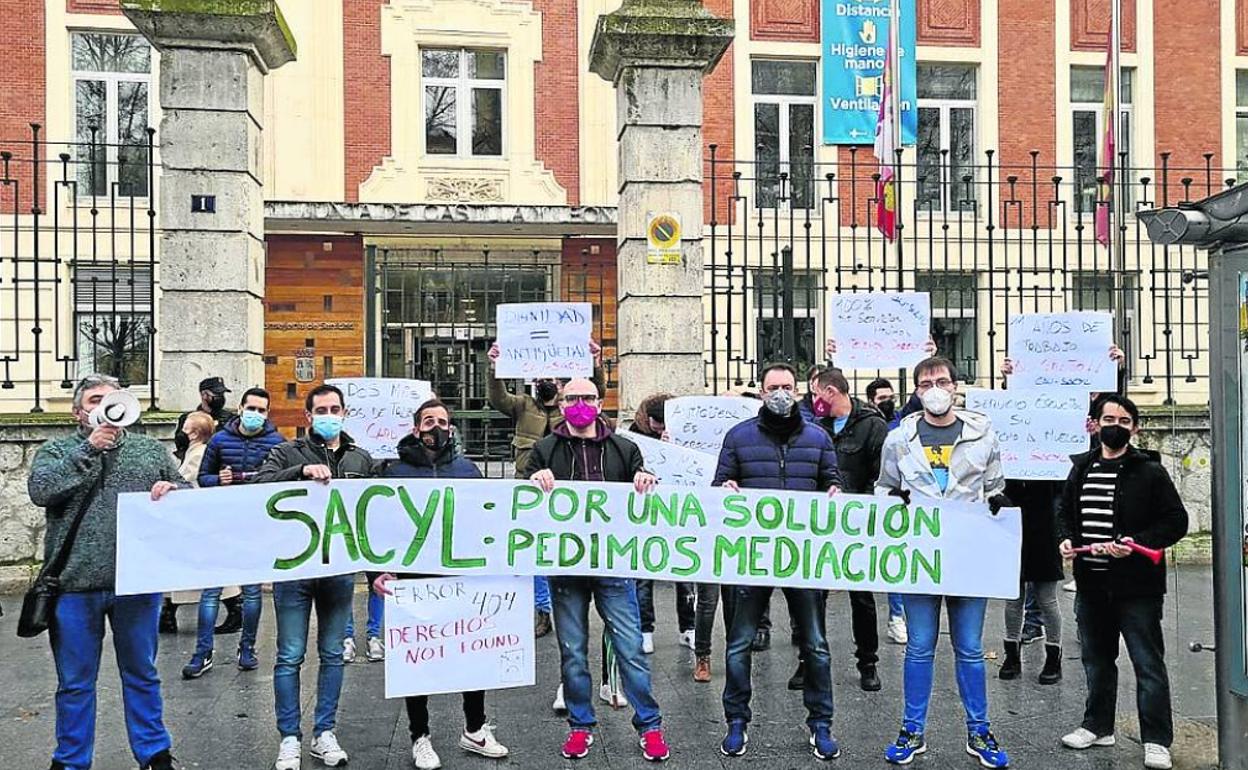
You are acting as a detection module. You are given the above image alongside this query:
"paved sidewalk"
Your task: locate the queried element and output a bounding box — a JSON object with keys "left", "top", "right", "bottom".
{"left": 0, "top": 566, "right": 1218, "bottom": 769}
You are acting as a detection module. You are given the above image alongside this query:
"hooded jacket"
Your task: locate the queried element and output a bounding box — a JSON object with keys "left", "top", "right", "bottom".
{"left": 383, "top": 433, "right": 482, "bottom": 480}
{"left": 252, "top": 430, "right": 376, "bottom": 483}
{"left": 198, "top": 416, "right": 286, "bottom": 486}
{"left": 713, "top": 409, "right": 841, "bottom": 492}
{"left": 523, "top": 418, "right": 643, "bottom": 483}
{"left": 488, "top": 365, "right": 607, "bottom": 478}
{"left": 818, "top": 398, "right": 888, "bottom": 494}
{"left": 875, "top": 409, "right": 1005, "bottom": 502}
{"left": 1056, "top": 446, "right": 1188, "bottom": 597}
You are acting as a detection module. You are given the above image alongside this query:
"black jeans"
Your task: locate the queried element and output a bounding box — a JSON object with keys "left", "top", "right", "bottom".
{"left": 694, "top": 583, "right": 739, "bottom": 657}
{"left": 1075, "top": 589, "right": 1173, "bottom": 746}
{"left": 849, "top": 591, "right": 880, "bottom": 669}
{"left": 406, "top": 691, "right": 486, "bottom": 740}
{"left": 636, "top": 580, "right": 696, "bottom": 634}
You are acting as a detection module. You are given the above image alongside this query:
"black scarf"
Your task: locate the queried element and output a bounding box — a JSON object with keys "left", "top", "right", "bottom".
{"left": 758, "top": 404, "right": 804, "bottom": 440}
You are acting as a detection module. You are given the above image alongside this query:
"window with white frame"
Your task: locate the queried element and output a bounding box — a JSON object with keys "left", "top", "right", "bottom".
{"left": 1071, "top": 66, "right": 1133, "bottom": 214}
{"left": 916, "top": 63, "right": 977, "bottom": 213}
{"left": 1236, "top": 71, "right": 1248, "bottom": 178}
{"left": 71, "top": 32, "right": 151, "bottom": 198}
{"left": 422, "top": 48, "right": 505, "bottom": 157}
{"left": 751, "top": 60, "right": 817, "bottom": 210}
{"left": 75, "top": 264, "right": 153, "bottom": 386}
{"left": 753, "top": 269, "right": 823, "bottom": 371}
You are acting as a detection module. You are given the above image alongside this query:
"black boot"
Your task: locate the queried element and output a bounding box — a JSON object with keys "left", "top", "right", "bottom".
{"left": 534, "top": 610, "right": 552, "bottom": 638}
{"left": 751, "top": 628, "right": 771, "bottom": 652}
{"left": 787, "top": 660, "right": 806, "bottom": 690}
{"left": 999, "top": 640, "right": 1021, "bottom": 680}
{"left": 859, "top": 664, "right": 882, "bottom": 692}
{"left": 158, "top": 600, "right": 178, "bottom": 634}
{"left": 142, "top": 749, "right": 179, "bottom": 770}
{"left": 214, "top": 596, "right": 243, "bottom": 634}
{"left": 1038, "top": 644, "right": 1063, "bottom": 685}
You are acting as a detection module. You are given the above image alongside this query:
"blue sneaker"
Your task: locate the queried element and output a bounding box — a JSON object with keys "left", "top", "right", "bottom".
{"left": 966, "top": 730, "right": 1009, "bottom": 768}
{"left": 237, "top": 644, "right": 259, "bottom": 671}
{"left": 884, "top": 730, "right": 927, "bottom": 765}
{"left": 809, "top": 722, "right": 841, "bottom": 760}
{"left": 181, "top": 651, "right": 213, "bottom": 680}
{"left": 720, "top": 719, "right": 748, "bottom": 757}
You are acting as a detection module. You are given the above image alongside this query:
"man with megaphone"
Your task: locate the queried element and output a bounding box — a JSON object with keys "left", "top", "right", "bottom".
{"left": 26, "top": 374, "right": 188, "bottom": 770}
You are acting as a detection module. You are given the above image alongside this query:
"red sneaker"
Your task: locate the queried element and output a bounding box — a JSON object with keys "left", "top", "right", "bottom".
{"left": 561, "top": 729, "right": 594, "bottom": 760}
{"left": 640, "top": 729, "right": 671, "bottom": 762}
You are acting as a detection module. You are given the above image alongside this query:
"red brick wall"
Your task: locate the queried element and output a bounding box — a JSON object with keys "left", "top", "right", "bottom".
{"left": 1239, "top": 0, "right": 1248, "bottom": 54}
{"left": 67, "top": 0, "right": 122, "bottom": 13}
{"left": 703, "top": 0, "right": 734, "bottom": 225}
{"left": 837, "top": 146, "right": 882, "bottom": 228}
{"left": 917, "top": 0, "right": 980, "bottom": 46}
{"left": 1, "top": 0, "right": 46, "bottom": 211}
{"left": 1070, "top": 0, "right": 1136, "bottom": 52}
{"left": 1154, "top": 0, "right": 1221, "bottom": 205}
{"left": 534, "top": 0, "right": 580, "bottom": 204}
{"left": 750, "top": 0, "right": 819, "bottom": 43}
{"left": 343, "top": 0, "right": 390, "bottom": 203}
{"left": 998, "top": 0, "right": 1056, "bottom": 229}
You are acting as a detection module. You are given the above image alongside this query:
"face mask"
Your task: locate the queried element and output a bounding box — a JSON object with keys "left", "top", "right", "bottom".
{"left": 207, "top": 393, "right": 226, "bottom": 412}
{"left": 239, "top": 410, "right": 265, "bottom": 433}
{"left": 1099, "top": 424, "right": 1131, "bottom": 451}
{"left": 877, "top": 399, "right": 896, "bottom": 420}
{"left": 812, "top": 396, "right": 831, "bottom": 418}
{"left": 764, "top": 389, "right": 796, "bottom": 416}
{"left": 535, "top": 381, "right": 559, "bottom": 403}
{"left": 564, "top": 400, "right": 599, "bottom": 428}
{"left": 920, "top": 386, "right": 954, "bottom": 417}
{"left": 312, "top": 414, "right": 343, "bottom": 441}
{"left": 421, "top": 426, "right": 451, "bottom": 452}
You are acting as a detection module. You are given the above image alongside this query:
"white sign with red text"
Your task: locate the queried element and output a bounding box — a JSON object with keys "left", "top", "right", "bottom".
{"left": 964, "top": 388, "right": 1090, "bottom": 480}
{"left": 829, "top": 292, "right": 931, "bottom": 370}
{"left": 327, "top": 377, "right": 434, "bottom": 460}
{"left": 383, "top": 575, "right": 535, "bottom": 698}
{"left": 495, "top": 302, "right": 593, "bottom": 379}
{"left": 1006, "top": 312, "right": 1116, "bottom": 391}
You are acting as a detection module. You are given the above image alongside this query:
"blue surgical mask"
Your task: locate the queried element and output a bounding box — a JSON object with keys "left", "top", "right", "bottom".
{"left": 311, "top": 414, "right": 344, "bottom": 441}
{"left": 240, "top": 410, "right": 265, "bottom": 433}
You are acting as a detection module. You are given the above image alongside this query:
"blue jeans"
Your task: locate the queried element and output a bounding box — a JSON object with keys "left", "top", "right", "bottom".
{"left": 195, "top": 585, "right": 262, "bottom": 657}
{"left": 344, "top": 586, "right": 383, "bottom": 640}
{"left": 50, "top": 591, "right": 170, "bottom": 769}
{"left": 724, "top": 587, "right": 834, "bottom": 727}
{"left": 534, "top": 575, "right": 552, "bottom": 613}
{"left": 550, "top": 576, "right": 662, "bottom": 734}
{"left": 888, "top": 593, "right": 905, "bottom": 619}
{"left": 901, "top": 594, "right": 989, "bottom": 735}
{"left": 272, "top": 575, "right": 355, "bottom": 739}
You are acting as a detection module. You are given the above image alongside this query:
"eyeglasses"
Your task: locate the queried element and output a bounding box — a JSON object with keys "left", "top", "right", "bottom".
{"left": 562, "top": 394, "right": 599, "bottom": 405}
{"left": 915, "top": 378, "right": 954, "bottom": 391}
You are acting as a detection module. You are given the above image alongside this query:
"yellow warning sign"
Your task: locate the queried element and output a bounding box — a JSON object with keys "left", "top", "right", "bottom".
{"left": 646, "top": 212, "right": 682, "bottom": 265}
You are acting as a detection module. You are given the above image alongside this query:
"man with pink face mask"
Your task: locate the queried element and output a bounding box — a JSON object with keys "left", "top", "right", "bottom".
{"left": 524, "top": 378, "right": 671, "bottom": 764}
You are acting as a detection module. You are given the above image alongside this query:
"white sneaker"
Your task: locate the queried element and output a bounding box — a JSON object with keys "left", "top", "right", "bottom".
{"left": 642, "top": 632, "right": 655, "bottom": 654}
{"left": 552, "top": 683, "right": 566, "bottom": 713}
{"left": 599, "top": 683, "right": 629, "bottom": 708}
{"left": 310, "top": 731, "right": 349, "bottom": 767}
{"left": 411, "top": 735, "right": 441, "bottom": 769}
{"left": 1144, "top": 743, "right": 1173, "bottom": 769}
{"left": 678, "top": 630, "right": 696, "bottom": 650}
{"left": 460, "top": 724, "right": 509, "bottom": 758}
{"left": 366, "top": 636, "right": 385, "bottom": 662}
{"left": 1062, "top": 727, "right": 1116, "bottom": 750}
{"left": 342, "top": 637, "right": 357, "bottom": 663}
{"left": 887, "top": 616, "right": 908, "bottom": 645}
{"left": 1063, "top": 579, "right": 1077, "bottom": 593}
{"left": 275, "top": 736, "right": 301, "bottom": 770}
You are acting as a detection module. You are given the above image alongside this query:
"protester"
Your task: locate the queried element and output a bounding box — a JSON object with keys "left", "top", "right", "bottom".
{"left": 176, "top": 412, "right": 215, "bottom": 484}
{"left": 373, "top": 399, "right": 509, "bottom": 769}
{"left": 182, "top": 387, "right": 285, "bottom": 679}
{"left": 715, "top": 362, "right": 843, "bottom": 761}
{"left": 860, "top": 377, "right": 908, "bottom": 644}
{"left": 876, "top": 356, "right": 1011, "bottom": 768}
{"left": 342, "top": 585, "right": 384, "bottom": 664}
{"left": 1057, "top": 395, "right": 1187, "bottom": 770}
{"left": 487, "top": 339, "right": 604, "bottom": 639}
{"left": 799, "top": 364, "right": 830, "bottom": 422}
{"left": 253, "top": 383, "right": 375, "bottom": 770}
{"left": 811, "top": 368, "right": 888, "bottom": 692}
{"left": 524, "top": 377, "right": 670, "bottom": 762}
{"left": 28, "top": 373, "right": 186, "bottom": 770}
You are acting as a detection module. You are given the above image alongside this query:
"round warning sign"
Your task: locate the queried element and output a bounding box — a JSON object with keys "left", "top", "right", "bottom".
{"left": 646, "top": 212, "right": 682, "bottom": 264}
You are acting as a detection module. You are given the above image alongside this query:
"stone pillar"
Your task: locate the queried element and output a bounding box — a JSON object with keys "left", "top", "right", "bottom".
{"left": 122, "top": 1, "right": 296, "bottom": 410}
{"left": 589, "top": 0, "right": 733, "bottom": 416}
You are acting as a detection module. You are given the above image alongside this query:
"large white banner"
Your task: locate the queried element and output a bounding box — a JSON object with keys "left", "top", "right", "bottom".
{"left": 664, "top": 396, "right": 759, "bottom": 455}
{"left": 116, "top": 479, "right": 1022, "bottom": 599}
{"left": 829, "top": 292, "right": 931, "bottom": 370}
{"left": 384, "top": 576, "right": 535, "bottom": 698}
{"left": 964, "top": 389, "right": 1090, "bottom": 480}
{"left": 1006, "top": 312, "right": 1116, "bottom": 391}
{"left": 617, "top": 432, "right": 716, "bottom": 487}
{"left": 494, "top": 302, "right": 593, "bottom": 379}
{"left": 328, "top": 377, "right": 433, "bottom": 460}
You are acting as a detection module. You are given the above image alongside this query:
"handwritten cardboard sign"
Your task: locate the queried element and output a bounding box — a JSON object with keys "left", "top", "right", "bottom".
{"left": 829, "top": 292, "right": 931, "bottom": 369}
{"left": 965, "top": 389, "right": 1090, "bottom": 480}
{"left": 327, "top": 377, "right": 433, "bottom": 459}
{"left": 495, "top": 302, "right": 593, "bottom": 379}
{"left": 664, "top": 396, "right": 760, "bottom": 456}
{"left": 1006, "top": 312, "right": 1116, "bottom": 391}
{"left": 618, "top": 431, "right": 716, "bottom": 487}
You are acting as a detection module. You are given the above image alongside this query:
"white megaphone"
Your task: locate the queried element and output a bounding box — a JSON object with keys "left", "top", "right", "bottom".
{"left": 88, "top": 389, "right": 141, "bottom": 428}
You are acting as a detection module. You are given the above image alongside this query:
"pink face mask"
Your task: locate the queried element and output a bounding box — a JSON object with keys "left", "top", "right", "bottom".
{"left": 564, "top": 400, "right": 599, "bottom": 428}
{"left": 812, "top": 397, "right": 831, "bottom": 418}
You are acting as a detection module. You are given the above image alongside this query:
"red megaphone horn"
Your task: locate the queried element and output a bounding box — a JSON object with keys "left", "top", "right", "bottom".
{"left": 1071, "top": 540, "right": 1164, "bottom": 565}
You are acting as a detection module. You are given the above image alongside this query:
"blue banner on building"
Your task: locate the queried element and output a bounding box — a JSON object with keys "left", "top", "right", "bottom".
{"left": 821, "top": 0, "right": 917, "bottom": 145}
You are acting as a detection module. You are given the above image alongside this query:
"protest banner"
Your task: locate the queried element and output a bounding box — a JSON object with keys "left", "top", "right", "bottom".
{"left": 664, "top": 396, "right": 759, "bottom": 455}
{"left": 828, "top": 292, "right": 931, "bottom": 369}
{"left": 617, "top": 432, "right": 715, "bottom": 487}
{"left": 384, "top": 576, "right": 535, "bottom": 698}
{"left": 327, "top": 377, "right": 433, "bottom": 459}
{"left": 495, "top": 302, "right": 593, "bottom": 379}
{"left": 116, "top": 478, "right": 1022, "bottom": 600}
{"left": 964, "top": 389, "right": 1090, "bottom": 480}
{"left": 1006, "top": 312, "right": 1116, "bottom": 391}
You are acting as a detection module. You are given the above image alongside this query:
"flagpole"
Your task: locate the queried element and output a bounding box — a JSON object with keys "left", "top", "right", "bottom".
{"left": 1110, "top": 0, "right": 1126, "bottom": 351}
{"left": 890, "top": 0, "right": 903, "bottom": 278}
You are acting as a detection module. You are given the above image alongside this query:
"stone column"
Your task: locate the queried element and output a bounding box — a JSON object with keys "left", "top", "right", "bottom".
{"left": 122, "top": 1, "right": 296, "bottom": 410}
{"left": 589, "top": 0, "right": 733, "bottom": 416}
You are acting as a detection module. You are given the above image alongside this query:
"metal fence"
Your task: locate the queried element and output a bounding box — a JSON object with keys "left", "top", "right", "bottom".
{"left": 0, "top": 123, "right": 159, "bottom": 413}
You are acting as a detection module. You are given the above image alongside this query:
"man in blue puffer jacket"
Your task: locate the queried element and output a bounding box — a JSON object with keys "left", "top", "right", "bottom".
{"left": 715, "top": 362, "right": 843, "bottom": 761}
{"left": 183, "top": 387, "right": 285, "bottom": 679}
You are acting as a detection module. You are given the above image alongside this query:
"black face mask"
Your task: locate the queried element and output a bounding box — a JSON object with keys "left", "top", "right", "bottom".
{"left": 421, "top": 426, "right": 451, "bottom": 452}
{"left": 877, "top": 399, "right": 896, "bottom": 420}
{"left": 207, "top": 393, "right": 226, "bottom": 412}
{"left": 535, "top": 381, "right": 559, "bottom": 403}
{"left": 1099, "top": 425, "right": 1131, "bottom": 451}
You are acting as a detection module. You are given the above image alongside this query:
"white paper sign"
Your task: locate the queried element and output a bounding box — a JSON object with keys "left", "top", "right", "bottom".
{"left": 618, "top": 432, "right": 716, "bottom": 487}
{"left": 495, "top": 302, "right": 593, "bottom": 379}
{"left": 1006, "top": 312, "right": 1116, "bottom": 391}
{"left": 965, "top": 389, "right": 1090, "bottom": 480}
{"left": 327, "top": 377, "right": 433, "bottom": 460}
{"left": 829, "top": 292, "right": 931, "bottom": 369}
{"left": 384, "top": 576, "right": 535, "bottom": 698}
{"left": 664, "top": 396, "right": 759, "bottom": 456}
